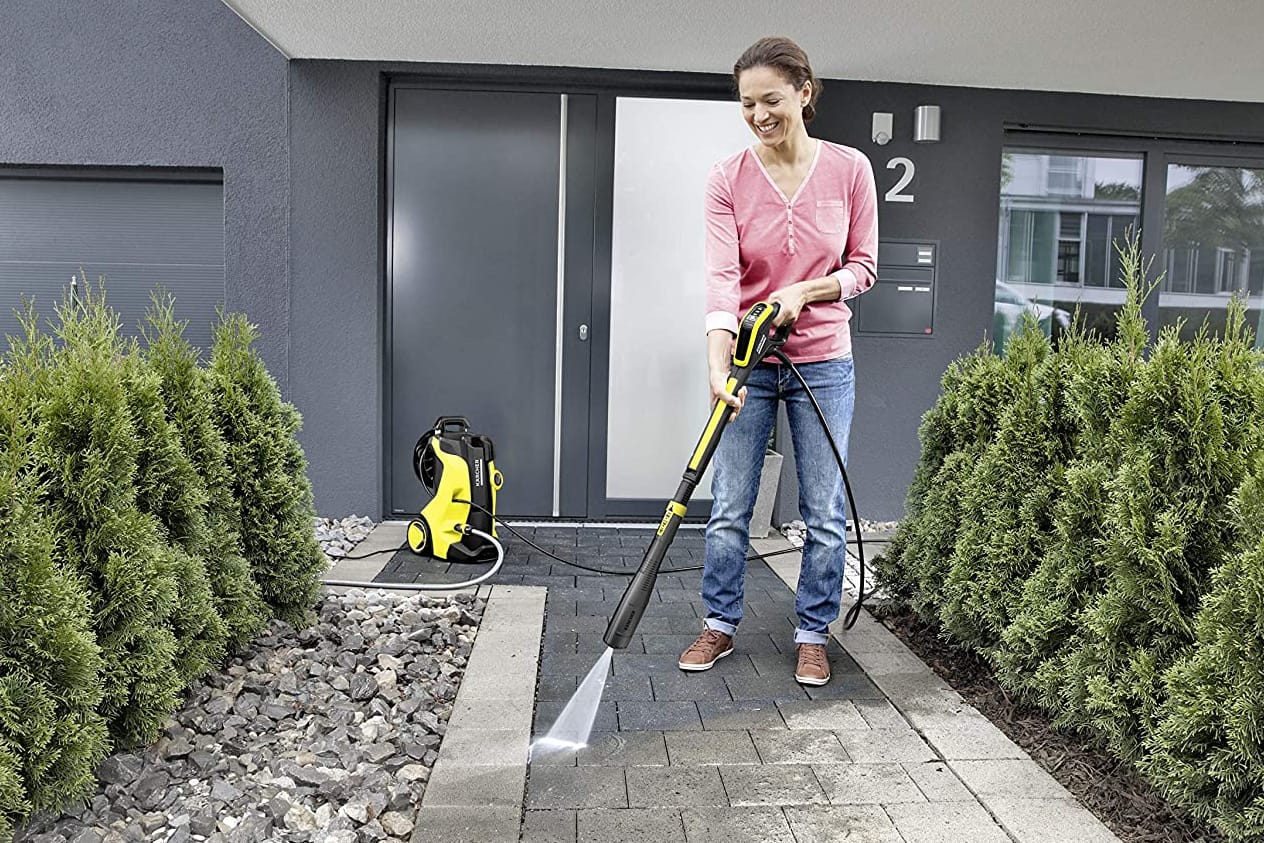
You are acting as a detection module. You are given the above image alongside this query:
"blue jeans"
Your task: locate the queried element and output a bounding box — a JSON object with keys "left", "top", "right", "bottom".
{"left": 702, "top": 356, "right": 855, "bottom": 646}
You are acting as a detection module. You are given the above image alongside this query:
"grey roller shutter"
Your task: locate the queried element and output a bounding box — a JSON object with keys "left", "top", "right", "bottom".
{"left": 0, "top": 173, "right": 224, "bottom": 353}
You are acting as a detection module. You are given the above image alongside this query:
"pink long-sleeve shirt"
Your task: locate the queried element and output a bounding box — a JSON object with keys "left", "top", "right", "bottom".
{"left": 704, "top": 140, "right": 879, "bottom": 362}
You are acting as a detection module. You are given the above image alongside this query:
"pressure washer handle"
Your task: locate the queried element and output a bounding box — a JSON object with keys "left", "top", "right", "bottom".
{"left": 603, "top": 301, "right": 790, "bottom": 650}
{"left": 682, "top": 301, "right": 787, "bottom": 486}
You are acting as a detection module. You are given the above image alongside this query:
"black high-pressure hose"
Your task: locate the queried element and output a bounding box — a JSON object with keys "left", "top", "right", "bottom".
{"left": 768, "top": 347, "right": 868, "bottom": 631}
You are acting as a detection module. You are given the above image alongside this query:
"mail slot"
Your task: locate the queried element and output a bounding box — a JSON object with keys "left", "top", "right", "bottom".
{"left": 855, "top": 239, "right": 937, "bottom": 336}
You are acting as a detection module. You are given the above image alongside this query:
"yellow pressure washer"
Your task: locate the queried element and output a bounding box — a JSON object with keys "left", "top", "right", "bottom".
{"left": 407, "top": 416, "right": 504, "bottom": 563}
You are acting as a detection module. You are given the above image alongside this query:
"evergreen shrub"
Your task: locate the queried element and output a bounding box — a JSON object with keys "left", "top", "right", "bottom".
{"left": 875, "top": 232, "right": 1264, "bottom": 839}
{"left": 207, "top": 313, "right": 325, "bottom": 626}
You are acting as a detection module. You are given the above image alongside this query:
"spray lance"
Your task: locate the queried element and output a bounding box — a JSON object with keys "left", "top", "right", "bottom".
{"left": 603, "top": 301, "right": 790, "bottom": 650}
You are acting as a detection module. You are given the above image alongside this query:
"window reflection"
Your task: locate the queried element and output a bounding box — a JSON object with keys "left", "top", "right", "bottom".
{"left": 1160, "top": 165, "right": 1264, "bottom": 346}
{"left": 996, "top": 151, "right": 1143, "bottom": 351}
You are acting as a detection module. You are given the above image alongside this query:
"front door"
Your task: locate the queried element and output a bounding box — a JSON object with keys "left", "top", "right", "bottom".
{"left": 387, "top": 87, "right": 595, "bottom": 518}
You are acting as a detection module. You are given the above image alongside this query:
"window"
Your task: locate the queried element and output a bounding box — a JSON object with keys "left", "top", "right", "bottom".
{"left": 996, "top": 150, "right": 1142, "bottom": 351}
{"left": 1160, "top": 164, "right": 1264, "bottom": 343}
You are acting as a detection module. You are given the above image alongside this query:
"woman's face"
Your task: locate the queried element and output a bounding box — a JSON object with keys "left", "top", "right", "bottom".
{"left": 737, "top": 65, "right": 809, "bottom": 147}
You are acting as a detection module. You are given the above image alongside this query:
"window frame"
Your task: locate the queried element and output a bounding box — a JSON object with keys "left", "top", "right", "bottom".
{"left": 999, "top": 131, "right": 1264, "bottom": 342}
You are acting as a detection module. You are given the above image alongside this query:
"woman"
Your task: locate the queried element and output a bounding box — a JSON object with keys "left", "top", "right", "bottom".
{"left": 678, "top": 36, "right": 878, "bottom": 686}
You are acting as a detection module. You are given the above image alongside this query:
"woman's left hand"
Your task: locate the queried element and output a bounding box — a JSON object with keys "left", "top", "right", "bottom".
{"left": 767, "top": 283, "right": 810, "bottom": 327}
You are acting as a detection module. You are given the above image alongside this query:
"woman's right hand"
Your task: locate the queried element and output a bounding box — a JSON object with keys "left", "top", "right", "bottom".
{"left": 707, "top": 329, "right": 745, "bottom": 417}
{"left": 710, "top": 367, "right": 746, "bottom": 418}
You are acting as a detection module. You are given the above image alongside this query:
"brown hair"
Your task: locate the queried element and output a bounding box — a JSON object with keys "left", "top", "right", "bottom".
{"left": 733, "top": 36, "right": 823, "bottom": 123}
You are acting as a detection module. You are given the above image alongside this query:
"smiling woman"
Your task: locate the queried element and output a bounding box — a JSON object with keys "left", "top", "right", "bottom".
{"left": 679, "top": 35, "right": 879, "bottom": 687}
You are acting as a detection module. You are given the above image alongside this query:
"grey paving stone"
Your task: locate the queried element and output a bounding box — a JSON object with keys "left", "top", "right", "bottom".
{"left": 603, "top": 673, "right": 654, "bottom": 701}
{"left": 576, "top": 731, "right": 669, "bottom": 766}
{"left": 776, "top": 699, "right": 868, "bottom": 730}
{"left": 852, "top": 698, "right": 911, "bottom": 730}
{"left": 544, "top": 615, "right": 609, "bottom": 634}
{"left": 651, "top": 673, "right": 734, "bottom": 702}
{"left": 577, "top": 633, "right": 624, "bottom": 653}
{"left": 457, "top": 667, "right": 538, "bottom": 702}
{"left": 730, "top": 631, "right": 789, "bottom": 653}
{"left": 725, "top": 675, "right": 811, "bottom": 701}
{"left": 636, "top": 615, "right": 709, "bottom": 635}
{"left": 680, "top": 806, "right": 796, "bottom": 843}
{"left": 533, "top": 699, "right": 618, "bottom": 735}
{"left": 698, "top": 700, "right": 788, "bottom": 731}
{"left": 910, "top": 709, "right": 1029, "bottom": 760}
{"left": 537, "top": 674, "right": 580, "bottom": 702}
{"left": 577, "top": 808, "right": 686, "bottom": 843}
{"left": 447, "top": 696, "right": 533, "bottom": 733}
{"left": 719, "top": 763, "right": 829, "bottom": 806}
{"left": 783, "top": 804, "right": 904, "bottom": 843}
{"left": 987, "top": 798, "right": 1121, "bottom": 842}
{"left": 528, "top": 739, "right": 579, "bottom": 767}
{"left": 526, "top": 765, "right": 628, "bottom": 809}
{"left": 641, "top": 633, "right": 709, "bottom": 654}
{"left": 750, "top": 650, "right": 864, "bottom": 677}
{"left": 422, "top": 760, "right": 526, "bottom": 808}
{"left": 884, "top": 801, "right": 1011, "bottom": 843}
{"left": 543, "top": 632, "right": 579, "bottom": 654}
{"left": 412, "top": 805, "right": 521, "bottom": 843}
{"left": 751, "top": 729, "right": 851, "bottom": 764}
{"left": 576, "top": 600, "right": 619, "bottom": 616}
{"left": 625, "top": 764, "right": 728, "bottom": 808}
{"left": 617, "top": 700, "right": 702, "bottom": 731}
{"left": 663, "top": 729, "right": 761, "bottom": 765}
{"left": 433, "top": 727, "right": 529, "bottom": 766}
{"left": 543, "top": 597, "right": 577, "bottom": 616}
{"left": 520, "top": 809, "right": 577, "bottom": 843}
{"left": 948, "top": 759, "right": 1068, "bottom": 799}
{"left": 904, "top": 760, "right": 974, "bottom": 801}
{"left": 812, "top": 763, "right": 926, "bottom": 805}
{"left": 612, "top": 601, "right": 697, "bottom": 618}
{"left": 541, "top": 652, "right": 605, "bottom": 676}
{"left": 802, "top": 674, "right": 886, "bottom": 700}
{"left": 610, "top": 652, "right": 688, "bottom": 676}
{"left": 835, "top": 728, "right": 939, "bottom": 764}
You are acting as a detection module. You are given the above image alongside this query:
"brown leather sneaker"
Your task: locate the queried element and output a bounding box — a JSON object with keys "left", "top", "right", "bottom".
{"left": 678, "top": 628, "right": 734, "bottom": 671}
{"left": 795, "top": 643, "right": 831, "bottom": 686}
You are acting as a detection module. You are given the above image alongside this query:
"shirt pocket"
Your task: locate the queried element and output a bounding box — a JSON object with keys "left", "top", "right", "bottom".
{"left": 815, "top": 199, "right": 847, "bottom": 234}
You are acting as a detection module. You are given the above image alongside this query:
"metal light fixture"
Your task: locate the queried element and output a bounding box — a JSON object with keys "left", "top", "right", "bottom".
{"left": 913, "top": 105, "right": 941, "bottom": 143}
{"left": 871, "top": 112, "right": 893, "bottom": 146}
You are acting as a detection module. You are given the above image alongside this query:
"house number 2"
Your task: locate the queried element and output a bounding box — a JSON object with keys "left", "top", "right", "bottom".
{"left": 885, "top": 157, "right": 915, "bottom": 203}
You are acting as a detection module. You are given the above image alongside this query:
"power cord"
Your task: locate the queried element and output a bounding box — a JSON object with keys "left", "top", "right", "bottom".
{"left": 322, "top": 525, "right": 506, "bottom": 591}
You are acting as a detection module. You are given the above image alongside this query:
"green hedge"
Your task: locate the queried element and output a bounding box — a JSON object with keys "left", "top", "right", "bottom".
{"left": 0, "top": 284, "right": 326, "bottom": 837}
{"left": 879, "top": 237, "right": 1264, "bottom": 840}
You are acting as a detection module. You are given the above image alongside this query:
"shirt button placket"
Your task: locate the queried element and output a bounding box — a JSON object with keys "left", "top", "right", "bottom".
{"left": 786, "top": 203, "right": 795, "bottom": 255}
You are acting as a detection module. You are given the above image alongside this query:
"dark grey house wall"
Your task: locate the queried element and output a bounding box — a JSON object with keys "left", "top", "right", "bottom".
{"left": 285, "top": 60, "right": 1264, "bottom": 521}
{"left": 287, "top": 62, "right": 385, "bottom": 526}
{"left": 808, "top": 83, "right": 1264, "bottom": 522}
{"left": 7, "top": 6, "right": 1263, "bottom": 521}
{"left": 0, "top": 0, "right": 290, "bottom": 384}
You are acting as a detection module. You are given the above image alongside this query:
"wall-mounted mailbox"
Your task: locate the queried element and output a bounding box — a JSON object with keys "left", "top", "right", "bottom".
{"left": 854, "top": 239, "right": 937, "bottom": 336}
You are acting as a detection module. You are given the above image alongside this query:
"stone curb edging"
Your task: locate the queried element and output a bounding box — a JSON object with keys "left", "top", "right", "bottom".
{"left": 754, "top": 536, "right": 1122, "bottom": 843}
{"left": 411, "top": 584, "right": 547, "bottom": 843}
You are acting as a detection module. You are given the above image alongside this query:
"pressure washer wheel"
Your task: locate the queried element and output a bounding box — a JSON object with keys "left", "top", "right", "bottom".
{"left": 406, "top": 517, "right": 432, "bottom": 556}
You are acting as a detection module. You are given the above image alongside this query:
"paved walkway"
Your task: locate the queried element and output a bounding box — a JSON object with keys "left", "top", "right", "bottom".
{"left": 340, "top": 522, "right": 1120, "bottom": 843}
